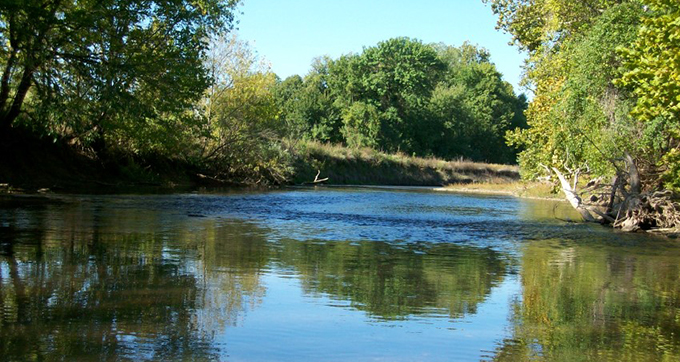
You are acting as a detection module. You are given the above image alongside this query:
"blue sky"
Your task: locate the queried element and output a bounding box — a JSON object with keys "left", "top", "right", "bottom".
{"left": 235, "top": 0, "right": 527, "bottom": 94}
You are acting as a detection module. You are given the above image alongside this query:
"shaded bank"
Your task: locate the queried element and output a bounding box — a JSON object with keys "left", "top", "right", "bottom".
{"left": 0, "top": 130, "right": 519, "bottom": 193}
{"left": 0, "top": 128, "right": 198, "bottom": 193}
{"left": 292, "top": 141, "right": 519, "bottom": 186}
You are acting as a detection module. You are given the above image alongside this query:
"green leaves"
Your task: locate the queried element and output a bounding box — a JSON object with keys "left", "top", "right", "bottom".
{"left": 274, "top": 38, "right": 526, "bottom": 164}
{"left": 619, "top": 0, "right": 680, "bottom": 189}
{"left": 488, "top": 0, "right": 650, "bottom": 181}
{"left": 198, "top": 34, "right": 292, "bottom": 184}
{"left": 1, "top": 0, "right": 238, "bottom": 156}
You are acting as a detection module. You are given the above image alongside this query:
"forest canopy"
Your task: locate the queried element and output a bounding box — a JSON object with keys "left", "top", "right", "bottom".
{"left": 274, "top": 37, "right": 527, "bottom": 164}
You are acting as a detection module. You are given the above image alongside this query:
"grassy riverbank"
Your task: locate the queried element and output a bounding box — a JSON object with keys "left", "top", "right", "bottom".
{"left": 443, "top": 180, "right": 561, "bottom": 199}
{"left": 291, "top": 141, "right": 519, "bottom": 186}
{"left": 0, "top": 129, "right": 522, "bottom": 193}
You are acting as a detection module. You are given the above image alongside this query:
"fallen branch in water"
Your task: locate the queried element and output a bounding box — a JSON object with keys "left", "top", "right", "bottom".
{"left": 550, "top": 154, "right": 680, "bottom": 234}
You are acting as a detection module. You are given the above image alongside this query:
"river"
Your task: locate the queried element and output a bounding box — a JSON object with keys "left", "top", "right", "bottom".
{"left": 1, "top": 187, "right": 679, "bottom": 361}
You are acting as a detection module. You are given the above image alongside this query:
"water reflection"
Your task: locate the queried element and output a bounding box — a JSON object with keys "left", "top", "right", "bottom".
{"left": 276, "top": 239, "right": 507, "bottom": 319}
{"left": 1, "top": 190, "right": 679, "bottom": 361}
{"left": 0, "top": 199, "right": 269, "bottom": 361}
{"left": 492, "top": 239, "right": 680, "bottom": 361}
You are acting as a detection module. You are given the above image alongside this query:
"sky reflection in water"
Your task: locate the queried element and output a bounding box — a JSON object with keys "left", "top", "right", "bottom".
{"left": 1, "top": 188, "right": 678, "bottom": 361}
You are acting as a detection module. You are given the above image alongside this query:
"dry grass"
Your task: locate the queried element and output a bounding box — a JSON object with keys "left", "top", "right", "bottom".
{"left": 444, "top": 181, "right": 562, "bottom": 199}
{"left": 292, "top": 140, "right": 521, "bottom": 186}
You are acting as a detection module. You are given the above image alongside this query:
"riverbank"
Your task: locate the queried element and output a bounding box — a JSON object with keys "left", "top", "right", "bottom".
{"left": 0, "top": 130, "right": 521, "bottom": 193}
{"left": 443, "top": 181, "right": 563, "bottom": 200}
{"left": 292, "top": 141, "right": 519, "bottom": 186}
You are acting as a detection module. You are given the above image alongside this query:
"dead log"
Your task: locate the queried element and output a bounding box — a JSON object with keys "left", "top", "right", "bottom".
{"left": 313, "top": 170, "right": 329, "bottom": 183}
{"left": 551, "top": 155, "right": 680, "bottom": 234}
{"left": 552, "top": 167, "right": 598, "bottom": 222}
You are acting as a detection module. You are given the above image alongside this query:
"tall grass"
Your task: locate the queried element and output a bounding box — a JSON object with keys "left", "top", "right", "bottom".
{"left": 291, "top": 140, "right": 520, "bottom": 186}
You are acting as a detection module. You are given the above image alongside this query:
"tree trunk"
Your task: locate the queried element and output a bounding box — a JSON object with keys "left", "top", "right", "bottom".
{"left": 552, "top": 167, "right": 598, "bottom": 222}
{"left": 1, "top": 66, "right": 35, "bottom": 130}
{"left": 553, "top": 156, "right": 680, "bottom": 233}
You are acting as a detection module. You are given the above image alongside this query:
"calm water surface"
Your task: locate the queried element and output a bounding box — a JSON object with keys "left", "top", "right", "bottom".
{"left": 1, "top": 187, "right": 679, "bottom": 361}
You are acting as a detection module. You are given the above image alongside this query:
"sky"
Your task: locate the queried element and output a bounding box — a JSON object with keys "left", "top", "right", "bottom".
{"left": 234, "top": 0, "right": 527, "bottom": 94}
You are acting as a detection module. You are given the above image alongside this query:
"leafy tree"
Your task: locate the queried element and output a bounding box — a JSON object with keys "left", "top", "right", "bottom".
{"left": 199, "top": 34, "right": 291, "bottom": 184}
{"left": 274, "top": 37, "right": 527, "bottom": 164}
{"left": 484, "top": 0, "right": 627, "bottom": 53}
{"left": 329, "top": 37, "right": 446, "bottom": 153}
{"left": 0, "top": 0, "right": 239, "bottom": 154}
{"left": 619, "top": 0, "right": 680, "bottom": 189}
{"left": 487, "top": 0, "right": 644, "bottom": 179}
{"left": 434, "top": 43, "right": 527, "bottom": 163}
{"left": 273, "top": 57, "right": 341, "bottom": 143}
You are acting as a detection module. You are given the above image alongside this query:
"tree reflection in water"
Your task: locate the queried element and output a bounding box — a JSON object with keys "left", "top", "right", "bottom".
{"left": 0, "top": 195, "right": 511, "bottom": 360}
{"left": 0, "top": 200, "right": 267, "bottom": 361}
{"left": 4, "top": 192, "right": 678, "bottom": 361}
{"left": 276, "top": 239, "right": 507, "bottom": 320}
{"left": 492, "top": 239, "right": 680, "bottom": 362}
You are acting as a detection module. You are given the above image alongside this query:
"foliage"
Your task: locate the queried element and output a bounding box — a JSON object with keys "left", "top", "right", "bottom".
{"left": 198, "top": 34, "right": 293, "bottom": 184}
{"left": 275, "top": 38, "right": 527, "bottom": 164}
{"left": 433, "top": 43, "right": 527, "bottom": 163}
{"left": 489, "top": 0, "right": 680, "bottom": 195}
{"left": 505, "top": 3, "right": 643, "bottom": 180}
{"left": 2, "top": 1, "right": 530, "bottom": 185}
{"left": 273, "top": 57, "right": 341, "bottom": 143}
{"left": 486, "top": 0, "right": 651, "bottom": 183}
{"left": 0, "top": 0, "right": 238, "bottom": 156}
{"left": 618, "top": 0, "right": 680, "bottom": 189}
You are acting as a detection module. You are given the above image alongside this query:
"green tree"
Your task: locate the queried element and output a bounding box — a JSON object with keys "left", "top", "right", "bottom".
{"left": 619, "top": 0, "right": 680, "bottom": 189}
{"left": 487, "top": 0, "right": 644, "bottom": 179}
{"left": 273, "top": 57, "right": 341, "bottom": 143}
{"left": 0, "top": 0, "right": 239, "bottom": 153}
{"left": 329, "top": 37, "right": 446, "bottom": 153}
{"left": 199, "top": 34, "right": 291, "bottom": 184}
{"left": 274, "top": 37, "right": 527, "bottom": 164}
{"left": 433, "top": 43, "right": 527, "bottom": 163}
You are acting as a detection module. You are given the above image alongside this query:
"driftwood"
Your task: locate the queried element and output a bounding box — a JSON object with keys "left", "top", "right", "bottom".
{"left": 301, "top": 170, "right": 329, "bottom": 185}
{"left": 313, "top": 170, "right": 329, "bottom": 183}
{"left": 551, "top": 155, "right": 680, "bottom": 233}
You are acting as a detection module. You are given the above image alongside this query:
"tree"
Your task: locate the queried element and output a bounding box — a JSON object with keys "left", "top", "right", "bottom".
{"left": 199, "top": 34, "right": 291, "bottom": 184}
{"left": 273, "top": 57, "right": 341, "bottom": 143}
{"left": 504, "top": 2, "right": 644, "bottom": 179}
{"left": 0, "top": 0, "right": 239, "bottom": 151}
{"left": 485, "top": 0, "right": 644, "bottom": 177}
{"left": 619, "top": 0, "right": 680, "bottom": 190}
{"left": 273, "top": 37, "right": 527, "bottom": 163}
{"left": 434, "top": 43, "right": 527, "bottom": 163}
{"left": 488, "top": 0, "right": 680, "bottom": 231}
{"left": 329, "top": 37, "right": 446, "bottom": 153}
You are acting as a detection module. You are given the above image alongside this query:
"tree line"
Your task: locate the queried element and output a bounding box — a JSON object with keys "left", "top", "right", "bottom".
{"left": 274, "top": 38, "right": 527, "bottom": 164}
{"left": 1, "top": 1, "right": 527, "bottom": 186}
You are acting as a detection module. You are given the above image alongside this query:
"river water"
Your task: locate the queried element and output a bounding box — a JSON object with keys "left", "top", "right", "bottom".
{"left": 1, "top": 187, "right": 679, "bottom": 361}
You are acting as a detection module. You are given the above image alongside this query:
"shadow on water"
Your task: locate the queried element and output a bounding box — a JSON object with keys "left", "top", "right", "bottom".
{"left": 0, "top": 188, "right": 679, "bottom": 361}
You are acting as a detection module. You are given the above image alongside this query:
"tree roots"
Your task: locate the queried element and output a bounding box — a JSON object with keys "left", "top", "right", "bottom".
{"left": 553, "top": 155, "right": 680, "bottom": 234}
